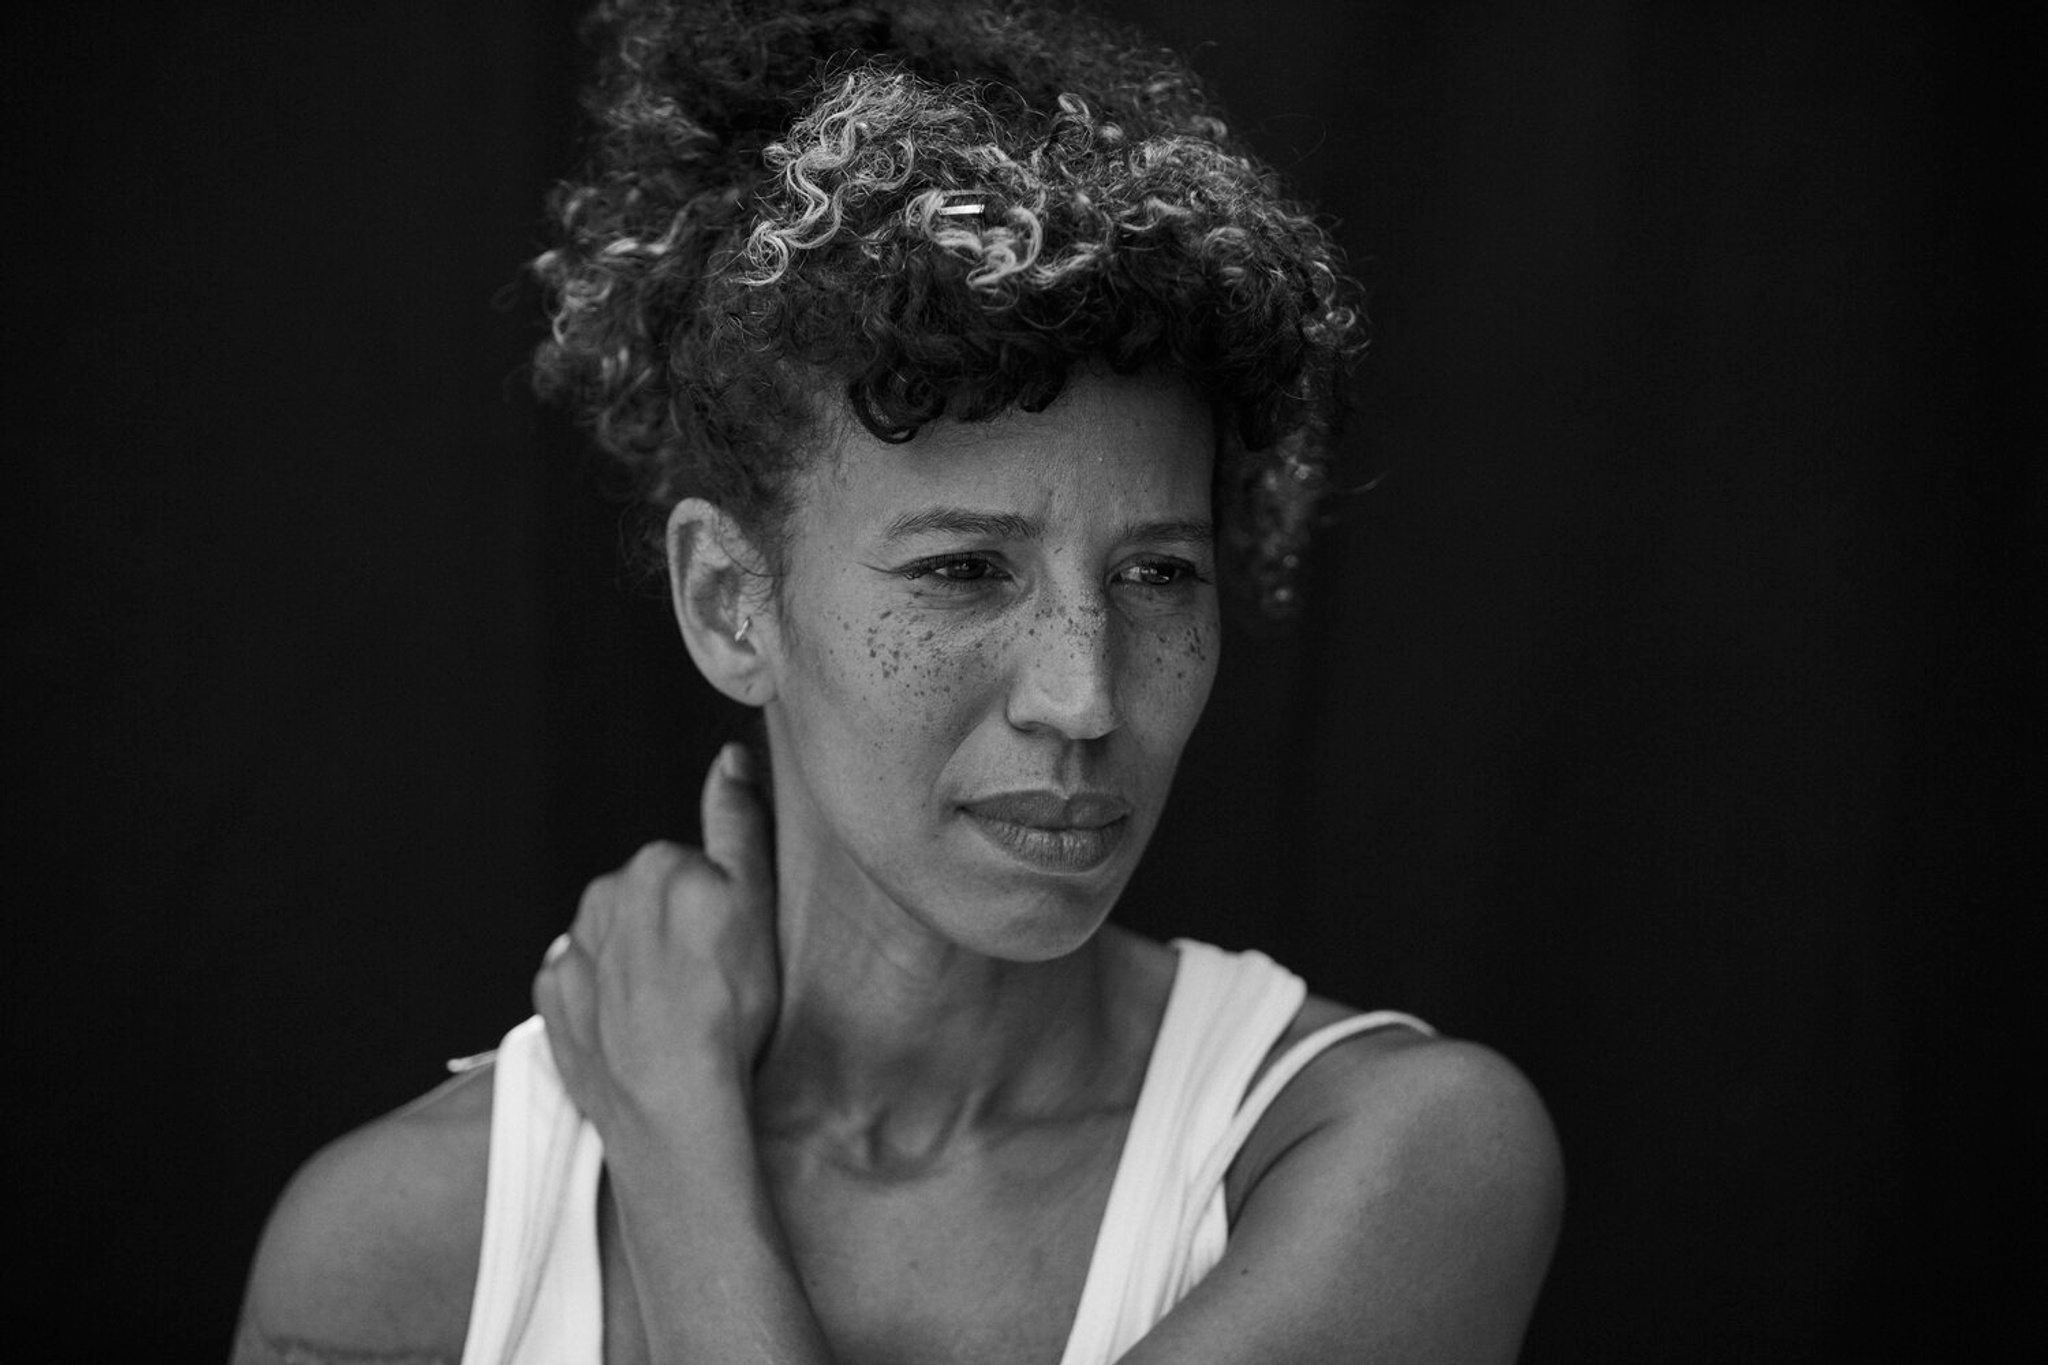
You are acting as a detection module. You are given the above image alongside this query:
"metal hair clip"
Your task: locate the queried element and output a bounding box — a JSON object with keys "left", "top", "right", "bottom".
{"left": 936, "top": 200, "right": 986, "bottom": 217}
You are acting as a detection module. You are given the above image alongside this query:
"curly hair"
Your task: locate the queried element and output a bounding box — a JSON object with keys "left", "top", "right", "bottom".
{"left": 532, "top": 0, "right": 1365, "bottom": 613}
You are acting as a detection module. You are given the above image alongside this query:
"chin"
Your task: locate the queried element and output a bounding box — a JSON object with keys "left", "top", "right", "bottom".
{"left": 933, "top": 866, "right": 1136, "bottom": 964}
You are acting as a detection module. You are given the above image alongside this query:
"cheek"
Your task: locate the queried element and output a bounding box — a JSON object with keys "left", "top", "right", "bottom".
{"left": 798, "top": 603, "right": 1008, "bottom": 762}
{"left": 1129, "top": 609, "right": 1220, "bottom": 741}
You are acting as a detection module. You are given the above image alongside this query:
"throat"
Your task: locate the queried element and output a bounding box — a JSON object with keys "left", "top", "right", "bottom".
{"left": 770, "top": 1100, "right": 1137, "bottom": 1365}
{"left": 754, "top": 928, "right": 1163, "bottom": 1163}
{"left": 764, "top": 1095, "right": 983, "bottom": 1182}
{"left": 595, "top": 932, "right": 1180, "bottom": 1365}
{"left": 600, "top": 1115, "right": 1131, "bottom": 1365}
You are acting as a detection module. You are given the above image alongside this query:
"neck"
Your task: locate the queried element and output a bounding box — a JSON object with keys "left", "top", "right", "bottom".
{"left": 751, "top": 766, "right": 1136, "bottom": 1169}
{"left": 759, "top": 868, "right": 1125, "bottom": 1162}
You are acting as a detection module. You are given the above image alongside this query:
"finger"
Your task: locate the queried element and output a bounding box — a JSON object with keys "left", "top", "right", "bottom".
{"left": 532, "top": 964, "right": 590, "bottom": 1108}
{"left": 533, "top": 948, "right": 565, "bottom": 1031}
{"left": 626, "top": 840, "right": 684, "bottom": 878}
{"left": 570, "top": 873, "right": 615, "bottom": 952}
{"left": 533, "top": 934, "right": 595, "bottom": 1047}
{"left": 615, "top": 843, "right": 700, "bottom": 943}
{"left": 701, "top": 742, "right": 772, "bottom": 888}
{"left": 573, "top": 855, "right": 664, "bottom": 950}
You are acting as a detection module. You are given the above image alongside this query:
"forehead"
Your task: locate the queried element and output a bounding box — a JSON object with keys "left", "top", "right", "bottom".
{"left": 795, "top": 371, "right": 1216, "bottom": 542}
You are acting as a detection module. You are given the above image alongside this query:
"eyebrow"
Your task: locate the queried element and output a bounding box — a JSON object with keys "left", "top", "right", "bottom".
{"left": 882, "top": 507, "right": 1041, "bottom": 542}
{"left": 1114, "top": 517, "right": 1215, "bottom": 547}
{"left": 881, "top": 507, "right": 1215, "bottom": 547}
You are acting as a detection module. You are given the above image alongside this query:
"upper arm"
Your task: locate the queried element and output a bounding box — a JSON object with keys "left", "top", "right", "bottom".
{"left": 1122, "top": 1036, "right": 1564, "bottom": 1365}
{"left": 231, "top": 1072, "right": 491, "bottom": 1365}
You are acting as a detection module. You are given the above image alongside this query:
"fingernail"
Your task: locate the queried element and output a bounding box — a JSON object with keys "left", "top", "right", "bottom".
{"left": 544, "top": 933, "right": 570, "bottom": 964}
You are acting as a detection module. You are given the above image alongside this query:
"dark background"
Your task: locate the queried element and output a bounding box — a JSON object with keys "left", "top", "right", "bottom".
{"left": 6, "top": 1, "right": 2037, "bottom": 1359}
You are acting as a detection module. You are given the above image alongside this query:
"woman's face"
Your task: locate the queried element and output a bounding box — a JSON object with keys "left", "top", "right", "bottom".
{"left": 759, "top": 368, "right": 1220, "bottom": 962}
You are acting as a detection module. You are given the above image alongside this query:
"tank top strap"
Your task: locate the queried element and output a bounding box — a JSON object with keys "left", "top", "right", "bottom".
{"left": 1056, "top": 939, "right": 1307, "bottom": 1365}
{"left": 1189, "top": 1009, "right": 1436, "bottom": 1199}
{"left": 458, "top": 1016, "right": 606, "bottom": 1365}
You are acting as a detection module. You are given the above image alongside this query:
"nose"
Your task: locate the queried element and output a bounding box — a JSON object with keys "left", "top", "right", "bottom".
{"left": 1004, "top": 588, "right": 1123, "bottom": 741}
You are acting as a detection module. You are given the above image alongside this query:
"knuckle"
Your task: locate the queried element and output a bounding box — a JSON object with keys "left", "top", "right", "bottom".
{"left": 574, "top": 882, "right": 620, "bottom": 935}
{"left": 661, "top": 856, "right": 719, "bottom": 901}
{"left": 668, "top": 847, "right": 713, "bottom": 878}
{"left": 631, "top": 840, "right": 683, "bottom": 871}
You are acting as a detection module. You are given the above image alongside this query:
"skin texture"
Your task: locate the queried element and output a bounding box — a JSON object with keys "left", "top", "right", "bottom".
{"left": 750, "top": 366, "right": 1221, "bottom": 968}
{"left": 231, "top": 371, "right": 1563, "bottom": 1365}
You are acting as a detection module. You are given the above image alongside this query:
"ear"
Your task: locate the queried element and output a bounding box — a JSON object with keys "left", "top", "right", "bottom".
{"left": 666, "top": 498, "right": 776, "bottom": 707}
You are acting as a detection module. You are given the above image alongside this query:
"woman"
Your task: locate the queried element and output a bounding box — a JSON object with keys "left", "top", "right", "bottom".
{"left": 232, "top": 2, "right": 1562, "bottom": 1362}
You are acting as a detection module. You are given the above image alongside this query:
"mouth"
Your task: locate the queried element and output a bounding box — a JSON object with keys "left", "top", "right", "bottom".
{"left": 961, "top": 790, "right": 1135, "bottom": 874}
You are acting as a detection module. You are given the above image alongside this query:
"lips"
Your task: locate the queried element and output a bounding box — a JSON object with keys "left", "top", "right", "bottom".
{"left": 961, "top": 790, "right": 1134, "bottom": 873}
{"left": 963, "top": 790, "right": 1133, "bottom": 829}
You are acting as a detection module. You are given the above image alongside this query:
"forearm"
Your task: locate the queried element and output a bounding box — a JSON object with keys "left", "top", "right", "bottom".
{"left": 604, "top": 1072, "right": 835, "bottom": 1365}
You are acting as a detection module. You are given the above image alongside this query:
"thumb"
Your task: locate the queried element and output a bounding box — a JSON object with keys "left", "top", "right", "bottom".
{"left": 701, "top": 742, "right": 773, "bottom": 888}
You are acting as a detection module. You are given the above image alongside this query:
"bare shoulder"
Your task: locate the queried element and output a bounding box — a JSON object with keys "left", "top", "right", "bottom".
{"left": 1240, "top": 993, "right": 1563, "bottom": 1221}
{"left": 1199, "top": 995, "right": 1562, "bottom": 1360}
{"left": 230, "top": 1064, "right": 494, "bottom": 1365}
{"left": 1322, "top": 1024, "right": 1563, "bottom": 1212}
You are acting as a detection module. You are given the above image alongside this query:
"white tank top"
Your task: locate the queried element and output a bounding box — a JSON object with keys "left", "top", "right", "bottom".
{"left": 454, "top": 939, "right": 1432, "bottom": 1365}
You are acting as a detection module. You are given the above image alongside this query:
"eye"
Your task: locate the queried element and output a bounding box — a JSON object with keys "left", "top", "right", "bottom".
{"left": 1115, "top": 557, "right": 1209, "bottom": 590}
{"left": 901, "top": 554, "right": 1010, "bottom": 586}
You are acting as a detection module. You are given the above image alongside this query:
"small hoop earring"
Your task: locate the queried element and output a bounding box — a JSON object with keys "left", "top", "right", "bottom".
{"left": 734, "top": 616, "right": 753, "bottom": 644}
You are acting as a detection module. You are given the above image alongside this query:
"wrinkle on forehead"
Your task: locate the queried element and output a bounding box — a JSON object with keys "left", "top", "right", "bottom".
{"left": 786, "top": 370, "right": 1215, "bottom": 579}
